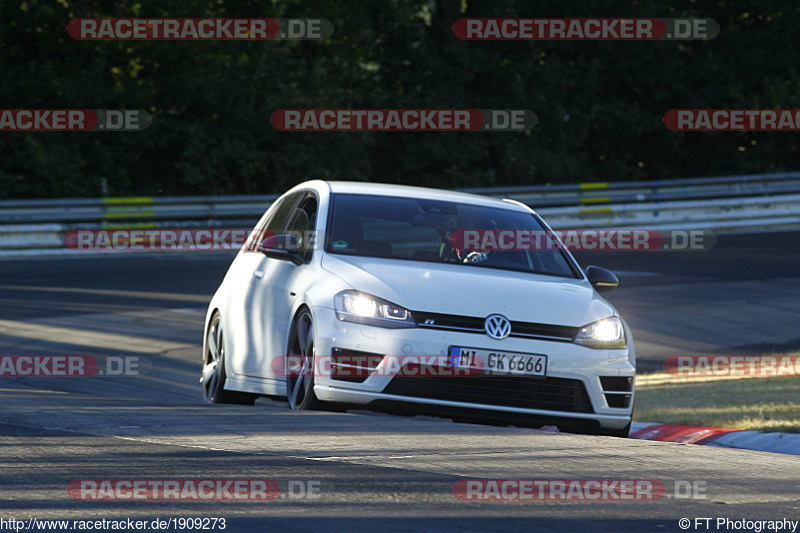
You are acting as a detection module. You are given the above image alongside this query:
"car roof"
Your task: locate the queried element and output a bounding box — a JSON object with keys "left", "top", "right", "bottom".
{"left": 322, "top": 181, "right": 530, "bottom": 212}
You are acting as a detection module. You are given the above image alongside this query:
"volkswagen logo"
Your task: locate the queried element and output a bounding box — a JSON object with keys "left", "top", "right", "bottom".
{"left": 484, "top": 314, "right": 511, "bottom": 340}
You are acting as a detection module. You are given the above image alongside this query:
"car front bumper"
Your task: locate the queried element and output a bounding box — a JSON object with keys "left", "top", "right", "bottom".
{"left": 310, "top": 307, "right": 635, "bottom": 430}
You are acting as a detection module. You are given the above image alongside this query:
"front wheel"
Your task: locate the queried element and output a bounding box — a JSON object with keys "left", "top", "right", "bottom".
{"left": 286, "top": 309, "right": 323, "bottom": 410}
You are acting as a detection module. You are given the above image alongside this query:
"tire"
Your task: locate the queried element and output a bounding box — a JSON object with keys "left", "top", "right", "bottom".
{"left": 201, "top": 312, "right": 257, "bottom": 405}
{"left": 285, "top": 309, "right": 323, "bottom": 410}
{"left": 597, "top": 420, "right": 632, "bottom": 438}
{"left": 600, "top": 403, "right": 635, "bottom": 437}
{"left": 559, "top": 419, "right": 632, "bottom": 438}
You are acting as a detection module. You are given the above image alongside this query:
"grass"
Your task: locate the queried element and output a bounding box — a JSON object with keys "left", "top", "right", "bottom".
{"left": 634, "top": 371, "right": 800, "bottom": 432}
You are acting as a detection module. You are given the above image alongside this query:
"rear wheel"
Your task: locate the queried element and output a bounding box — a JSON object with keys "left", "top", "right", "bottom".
{"left": 286, "top": 309, "right": 323, "bottom": 410}
{"left": 201, "top": 312, "right": 257, "bottom": 405}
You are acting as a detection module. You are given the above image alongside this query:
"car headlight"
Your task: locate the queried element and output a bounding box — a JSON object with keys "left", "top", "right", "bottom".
{"left": 574, "top": 317, "right": 627, "bottom": 349}
{"left": 334, "top": 290, "right": 415, "bottom": 328}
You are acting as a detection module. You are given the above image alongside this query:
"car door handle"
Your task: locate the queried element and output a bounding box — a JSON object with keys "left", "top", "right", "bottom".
{"left": 254, "top": 270, "right": 265, "bottom": 279}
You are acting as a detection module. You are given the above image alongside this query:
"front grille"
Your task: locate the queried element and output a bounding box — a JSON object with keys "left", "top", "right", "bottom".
{"left": 600, "top": 376, "right": 633, "bottom": 392}
{"left": 330, "top": 348, "right": 384, "bottom": 383}
{"left": 605, "top": 393, "right": 632, "bottom": 408}
{"left": 600, "top": 376, "right": 633, "bottom": 409}
{"left": 382, "top": 368, "right": 594, "bottom": 413}
{"left": 412, "top": 311, "right": 579, "bottom": 342}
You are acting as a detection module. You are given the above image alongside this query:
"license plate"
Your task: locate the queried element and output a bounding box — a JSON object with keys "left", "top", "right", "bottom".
{"left": 449, "top": 346, "right": 547, "bottom": 377}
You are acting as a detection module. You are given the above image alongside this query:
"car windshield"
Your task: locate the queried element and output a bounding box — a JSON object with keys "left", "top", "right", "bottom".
{"left": 326, "top": 193, "right": 578, "bottom": 278}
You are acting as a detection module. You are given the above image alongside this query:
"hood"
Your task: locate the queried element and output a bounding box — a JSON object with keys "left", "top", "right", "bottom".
{"left": 320, "top": 254, "right": 616, "bottom": 327}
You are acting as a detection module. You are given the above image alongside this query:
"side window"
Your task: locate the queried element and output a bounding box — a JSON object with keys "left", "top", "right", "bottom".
{"left": 246, "top": 191, "right": 303, "bottom": 252}
{"left": 284, "top": 194, "right": 318, "bottom": 262}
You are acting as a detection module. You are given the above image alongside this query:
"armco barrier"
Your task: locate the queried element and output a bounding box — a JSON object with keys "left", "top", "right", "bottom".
{"left": 0, "top": 195, "right": 278, "bottom": 224}
{"left": 1, "top": 172, "right": 799, "bottom": 254}
{"left": 543, "top": 194, "right": 800, "bottom": 230}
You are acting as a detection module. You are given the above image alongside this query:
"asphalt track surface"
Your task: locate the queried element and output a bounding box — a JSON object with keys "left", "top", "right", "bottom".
{"left": 1, "top": 231, "right": 799, "bottom": 532}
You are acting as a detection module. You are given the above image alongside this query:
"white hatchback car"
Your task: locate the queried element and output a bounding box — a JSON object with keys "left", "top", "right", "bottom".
{"left": 201, "top": 181, "right": 635, "bottom": 436}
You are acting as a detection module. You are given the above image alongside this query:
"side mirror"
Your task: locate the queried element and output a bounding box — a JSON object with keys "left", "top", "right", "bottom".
{"left": 258, "top": 235, "right": 303, "bottom": 265}
{"left": 586, "top": 265, "right": 619, "bottom": 292}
